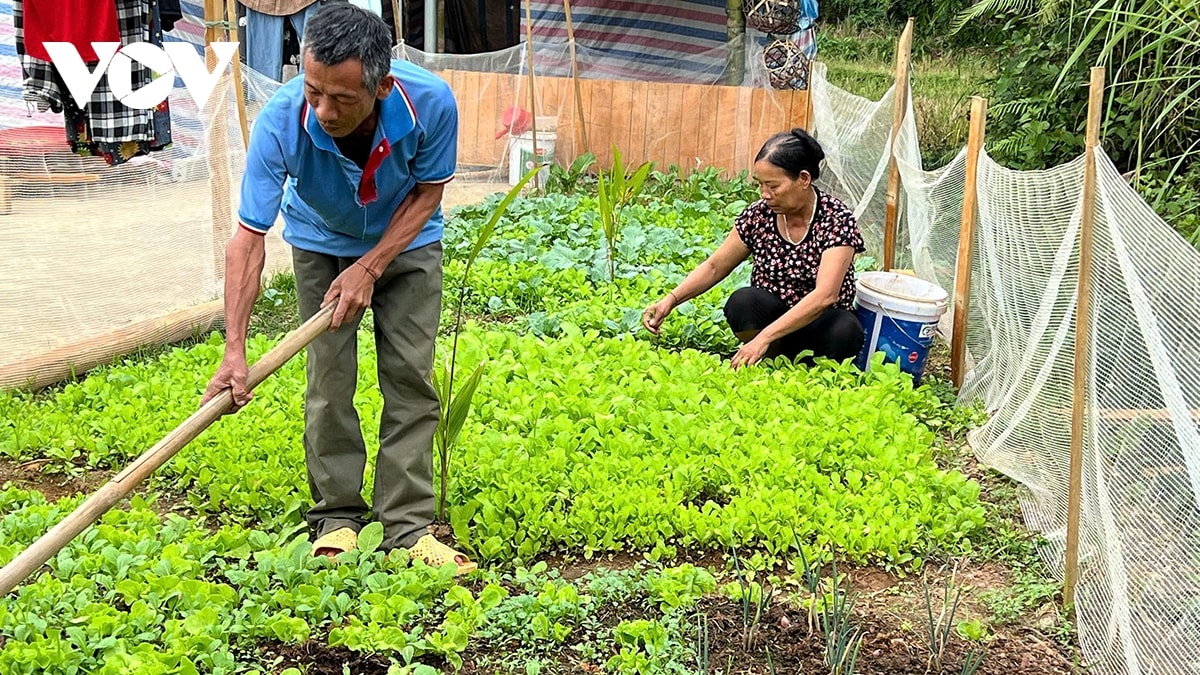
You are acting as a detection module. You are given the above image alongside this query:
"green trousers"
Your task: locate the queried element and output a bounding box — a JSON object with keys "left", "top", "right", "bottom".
{"left": 292, "top": 242, "right": 442, "bottom": 550}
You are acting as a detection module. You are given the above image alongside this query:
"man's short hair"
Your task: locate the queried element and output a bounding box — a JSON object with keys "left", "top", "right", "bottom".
{"left": 303, "top": 3, "right": 392, "bottom": 91}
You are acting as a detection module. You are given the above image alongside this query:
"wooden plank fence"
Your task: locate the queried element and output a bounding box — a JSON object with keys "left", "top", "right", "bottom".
{"left": 439, "top": 70, "right": 810, "bottom": 176}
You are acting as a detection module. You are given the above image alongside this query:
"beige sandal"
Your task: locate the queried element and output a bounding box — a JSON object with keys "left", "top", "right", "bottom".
{"left": 311, "top": 527, "right": 358, "bottom": 558}
{"left": 406, "top": 534, "right": 478, "bottom": 575}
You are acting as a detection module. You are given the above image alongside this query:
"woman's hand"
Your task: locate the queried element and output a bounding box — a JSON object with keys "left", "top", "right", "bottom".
{"left": 642, "top": 295, "right": 676, "bottom": 335}
{"left": 731, "top": 336, "right": 771, "bottom": 370}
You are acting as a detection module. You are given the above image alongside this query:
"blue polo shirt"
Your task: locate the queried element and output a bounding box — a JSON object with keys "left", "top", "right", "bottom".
{"left": 238, "top": 59, "right": 458, "bottom": 257}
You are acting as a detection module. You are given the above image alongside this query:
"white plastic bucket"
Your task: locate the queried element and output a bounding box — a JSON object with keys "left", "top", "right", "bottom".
{"left": 853, "top": 271, "right": 949, "bottom": 382}
{"left": 508, "top": 117, "right": 556, "bottom": 186}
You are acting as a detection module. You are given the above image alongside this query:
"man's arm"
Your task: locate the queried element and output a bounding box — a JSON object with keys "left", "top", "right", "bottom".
{"left": 202, "top": 95, "right": 289, "bottom": 410}
{"left": 223, "top": 228, "right": 268, "bottom": 356}
{"left": 202, "top": 228, "right": 266, "bottom": 408}
{"left": 359, "top": 182, "right": 445, "bottom": 277}
{"left": 322, "top": 181, "right": 445, "bottom": 330}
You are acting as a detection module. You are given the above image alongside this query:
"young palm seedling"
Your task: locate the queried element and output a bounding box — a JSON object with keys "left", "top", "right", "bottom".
{"left": 433, "top": 167, "right": 541, "bottom": 522}
{"left": 596, "top": 145, "right": 652, "bottom": 282}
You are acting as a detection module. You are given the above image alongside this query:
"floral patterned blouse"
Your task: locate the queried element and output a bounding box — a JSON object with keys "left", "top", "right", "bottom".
{"left": 734, "top": 189, "right": 865, "bottom": 310}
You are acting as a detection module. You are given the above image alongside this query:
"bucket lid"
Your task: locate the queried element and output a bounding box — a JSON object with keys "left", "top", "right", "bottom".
{"left": 858, "top": 271, "right": 948, "bottom": 304}
{"left": 496, "top": 105, "right": 532, "bottom": 139}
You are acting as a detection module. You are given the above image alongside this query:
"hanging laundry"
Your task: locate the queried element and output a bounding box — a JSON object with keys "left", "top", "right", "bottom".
{"left": 21, "top": 0, "right": 121, "bottom": 63}
{"left": 17, "top": 0, "right": 173, "bottom": 166}
{"left": 241, "top": 0, "right": 324, "bottom": 82}
{"left": 161, "top": 0, "right": 183, "bottom": 32}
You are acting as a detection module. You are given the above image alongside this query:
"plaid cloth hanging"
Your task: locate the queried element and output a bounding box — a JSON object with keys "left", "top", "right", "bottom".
{"left": 17, "top": 0, "right": 172, "bottom": 165}
{"left": 13, "top": 0, "right": 66, "bottom": 112}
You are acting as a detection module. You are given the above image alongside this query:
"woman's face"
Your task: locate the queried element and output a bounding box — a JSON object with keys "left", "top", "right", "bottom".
{"left": 753, "top": 159, "right": 812, "bottom": 214}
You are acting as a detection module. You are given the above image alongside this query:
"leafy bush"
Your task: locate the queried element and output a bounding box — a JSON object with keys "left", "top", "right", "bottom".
{"left": 819, "top": 0, "right": 997, "bottom": 47}
{"left": 968, "top": 2, "right": 1199, "bottom": 176}
{"left": 1138, "top": 163, "right": 1200, "bottom": 246}
{"left": 986, "top": 22, "right": 1090, "bottom": 170}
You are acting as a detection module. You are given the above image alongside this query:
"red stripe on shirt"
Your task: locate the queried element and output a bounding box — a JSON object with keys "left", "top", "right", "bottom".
{"left": 359, "top": 138, "right": 392, "bottom": 204}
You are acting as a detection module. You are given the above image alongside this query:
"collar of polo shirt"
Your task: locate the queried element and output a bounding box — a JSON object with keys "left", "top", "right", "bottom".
{"left": 300, "top": 80, "right": 419, "bottom": 204}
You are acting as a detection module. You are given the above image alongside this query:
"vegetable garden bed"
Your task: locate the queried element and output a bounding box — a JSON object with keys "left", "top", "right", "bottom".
{"left": 0, "top": 171, "right": 1080, "bottom": 673}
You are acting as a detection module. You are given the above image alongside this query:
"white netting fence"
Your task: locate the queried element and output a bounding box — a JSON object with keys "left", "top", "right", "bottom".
{"left": 811, "top": 61, "right": 1200, "bottom": 674}
{"left": 0, "top": 60, "right": 292, "bottom": 385}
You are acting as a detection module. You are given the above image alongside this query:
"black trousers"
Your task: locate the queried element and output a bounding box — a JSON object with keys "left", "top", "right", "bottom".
{"left": 723, "top": 287, "right": 864, "bottom": 363}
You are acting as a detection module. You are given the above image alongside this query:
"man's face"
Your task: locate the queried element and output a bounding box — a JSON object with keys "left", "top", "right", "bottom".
{"left": 302, "top": 52, "right": 387, "bottom": 138}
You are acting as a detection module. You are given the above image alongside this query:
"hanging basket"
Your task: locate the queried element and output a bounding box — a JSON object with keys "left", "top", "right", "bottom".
{"left": 745, "top": 0, "right": 803, "bottom": 36}
{"left": 763, "top": 39, "right": 811, "bottom": 90}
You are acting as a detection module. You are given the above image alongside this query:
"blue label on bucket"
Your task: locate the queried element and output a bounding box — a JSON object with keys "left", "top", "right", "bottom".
{"left": 854, "top": 303, "right": 938, "bottom": 382}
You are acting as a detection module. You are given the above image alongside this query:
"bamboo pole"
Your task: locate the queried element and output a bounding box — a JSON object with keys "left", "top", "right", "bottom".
{"left": 205, "top": 0, "right": 232, "bottom": 284}
{"left": 0, "top": 305, "right": 335, "bottom": 597}
{"left": 225, "top": 0, "right": 249, "bottom": 149}
{"left": 392, "top": 0, "right": 404, "bottom": 45}
{"left": 1064, "top": 66, "right": 1106, "bottom": 610}
{"left": 950, "top": 97, "right": 988, "bottom": 388}
{"left": 523, "top": 0, "right": 541, "bottom": 191}
{"left": 437, "top": 0, "right": 446, "bottom": 52}
{"left": 882, "top": 17, "right": 914, "bottom": 272}
{"left": 562, "top": 0, "right": 589, "bottom": 155}
{"left": 436, "top": 0, "right": 446, "bottom": 51}
{"left": 725, "top": 0, "right": 744, "bottom": 86}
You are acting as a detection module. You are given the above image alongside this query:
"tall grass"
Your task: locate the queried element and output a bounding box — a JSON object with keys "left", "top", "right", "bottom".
{"left": 817, "top": 22, "right": 997, "bottom": 168}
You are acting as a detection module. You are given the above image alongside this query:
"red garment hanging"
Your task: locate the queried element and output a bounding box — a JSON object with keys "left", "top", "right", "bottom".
{"left": 22, "top": 0, "right": 122, "bottom": 63}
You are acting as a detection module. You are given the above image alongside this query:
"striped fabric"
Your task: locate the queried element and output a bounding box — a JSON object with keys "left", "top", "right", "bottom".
{"left": 165, "top": 1, "right": 208, "bottom": 51}
{"left": 524, "top": 0, "right": 733, "bottom": 83}
{"left": 0, "top": 1, "right": 59, "bottom": 128}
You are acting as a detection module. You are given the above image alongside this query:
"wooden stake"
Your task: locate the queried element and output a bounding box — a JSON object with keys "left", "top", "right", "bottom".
{"left": 0, "top": 305, "right": 335, "bottom": 597}
{"left": 204, "top": 0, "right": 232, "bottom": 283}
{"left": 725, "top": 0, "right": 744, "bottom": 86}
{"left": 523, "top": 0, "right": 541, "bottom": 191}
{"left": 805, "top": 70, "right": 815, "bottom": 132}
{"left": 882, "top": 17, "right": 914, "bottom": 272}
{"left": 950, "top": 96, "right": 987, "bottom": 388}
{"left": 1065, "top": 66, "right": 1106, "bottom": 610}
{"left": 225, "top": 0, "right": 249, "bottom": 149}
{"left": 391, "top": 0, "right": 404, "bottom": 46}
{"left": 562, "top": 0, "right": 589, "bottom": 155}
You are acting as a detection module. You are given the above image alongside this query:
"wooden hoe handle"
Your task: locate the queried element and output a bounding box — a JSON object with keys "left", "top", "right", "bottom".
{"left": 0, "top": 304, "right": 335, "bottom": 596}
